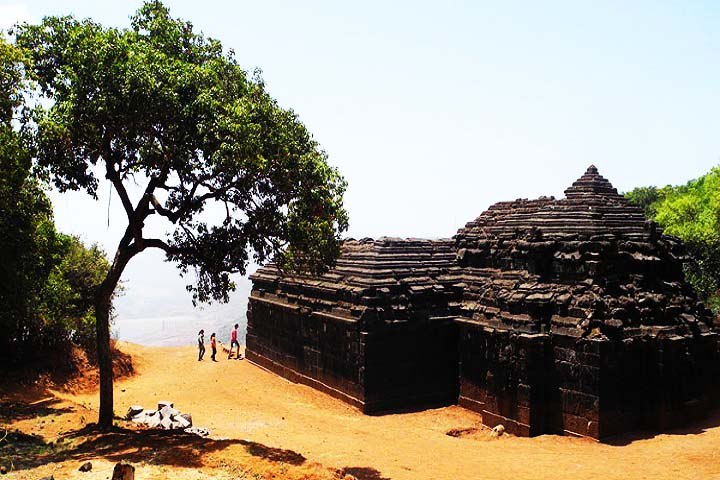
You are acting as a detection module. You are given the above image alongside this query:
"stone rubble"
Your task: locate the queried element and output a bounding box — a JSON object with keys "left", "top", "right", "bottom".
{"left": 125, "top": 402, "right": 207, "bottom": 436}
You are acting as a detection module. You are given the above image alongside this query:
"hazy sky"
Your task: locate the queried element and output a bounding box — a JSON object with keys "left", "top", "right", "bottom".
{"left": 2, "top": 1, "right": 719, "bottom": 335}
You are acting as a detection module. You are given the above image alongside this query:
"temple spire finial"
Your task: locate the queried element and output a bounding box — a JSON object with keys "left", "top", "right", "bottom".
{"left": 564, "top": 164, "right": 621, "bottom": 199}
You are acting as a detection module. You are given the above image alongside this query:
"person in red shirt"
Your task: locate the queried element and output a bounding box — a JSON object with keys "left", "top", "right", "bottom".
{"left": 210, "top": 332, "right": 217, "bottom": 362}
{"left": 228, "top": 323, "right": 242, "bottom": 360}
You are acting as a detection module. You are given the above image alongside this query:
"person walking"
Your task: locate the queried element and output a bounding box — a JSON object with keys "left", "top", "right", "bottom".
{"left": 197, "top": 329, "right": 205, "bottom": 361}
{"left": 210, "top": 332, "right": 217, "bottom": 362}
{"left": 228, "top": 323, "right": 242, "bottom": 360}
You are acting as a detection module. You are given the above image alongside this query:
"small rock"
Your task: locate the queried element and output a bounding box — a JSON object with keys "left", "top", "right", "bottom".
{"left": 78, "top": 461, "right": 92, "bottom": 472}
{"left": 0, "top": 465, "right": 7, "bottom": 475}
{"left": 111, "top": 463, "right": 134, "bottom": 480}
{"left": 185, "top": 426, "right": 210, "bottom": 437}
{"left": 491, "top": 424, "right": 505, "bottom": 438}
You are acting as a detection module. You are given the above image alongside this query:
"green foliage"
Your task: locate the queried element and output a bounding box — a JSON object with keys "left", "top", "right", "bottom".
{"left": 0, "top": 150, "right": 111, "bottom": 360}
{"left": 0, "top": 36, "right": 56, "bottom": 359}
{"left": 654, "top": 167, "right": 720, "bottom": 244}
{"left": 15, "top": 1, "right": 349, "bottom": 305}
{"left": 0, "top": 36, "right": 25, "bottom": 123}
{"left": 0, "top": 35, "right": 111, "bottom": 362}
{"left": 42, "top": 235, "right": 112, "bottom": 352}
{"left": 626, "top": 167, "right": 720, "bottom": 314}
{"left": 625, "top": 186, "right": 663, "bottom": 218}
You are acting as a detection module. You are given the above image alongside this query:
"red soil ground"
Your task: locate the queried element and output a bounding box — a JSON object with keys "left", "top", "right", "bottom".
{"left": 1, "top": 342, "right": 719, "bottom": 479}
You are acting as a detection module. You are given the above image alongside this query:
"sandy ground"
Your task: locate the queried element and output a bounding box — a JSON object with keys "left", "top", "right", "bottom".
{"left": 2, "top": 342, "right": 720, "bottom": 480}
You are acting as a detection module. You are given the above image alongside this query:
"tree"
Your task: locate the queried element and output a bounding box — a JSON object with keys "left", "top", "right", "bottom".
{"left": 42, "top": 235, "right": 113, "bottom": 354}
{"left": 0, "top": 38, "right": 111, "bottom": 364}
{"left": 0, "top": 36, "right": 59, "bottom": 360}
{"left": 626, "top": 168, "right": 720, "bottom": 314}
{"left": 624, "top": 186, "right": 664, "bottom": 218}
{"left": 15, "top": 1, "right": 348, "bottom": 427}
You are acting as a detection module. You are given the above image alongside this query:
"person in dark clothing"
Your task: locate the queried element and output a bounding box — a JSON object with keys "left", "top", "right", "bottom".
{"left": 210, "top": 332, "right": 217, "bottom": 362}
{"left": 198, "top": 329, "right": 205, "bottom": 361}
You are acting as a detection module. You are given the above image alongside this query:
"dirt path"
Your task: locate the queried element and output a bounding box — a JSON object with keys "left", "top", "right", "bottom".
{"left": 4, "top": 342, "right": 720, "bottom": 479}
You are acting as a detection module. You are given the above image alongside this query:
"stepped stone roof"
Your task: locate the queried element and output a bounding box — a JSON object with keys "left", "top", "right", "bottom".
{"left": 250, "top": 237, "right": 459, "bottom": 325}
{"left": 251, "top": 166, "right": 714, "bottom": 337}
{"left": 450, "top": 165, "right": 713, "bottom": 338}
{"left": 456, "top": 165, "right": 649, "bottom": 239}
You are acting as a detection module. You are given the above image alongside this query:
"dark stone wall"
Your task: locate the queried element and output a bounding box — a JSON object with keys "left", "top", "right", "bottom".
{"left": 457, "top": 322, "right": 549, "bottom": 436}
{"left": 247, "top": 293, "right": 460, "bottom": 413}
{"left": 457, "top": 322, "right": 720, "bottom": 439}
{"left": 246, "top": 295, "right": 365, "bottom": 407}
{"left": 593, "top": 331, "right": 720, "bottom": 437}
{"left": 362, "top": 318, "right": 459, "bottom": 412}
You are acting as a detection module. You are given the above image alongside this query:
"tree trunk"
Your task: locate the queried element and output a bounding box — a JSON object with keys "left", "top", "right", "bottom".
{"left": 95, "top": 242, "right": 133, "bottom": 429}
{"left": 95, "top": 289, "right": 114, "bottom": 428}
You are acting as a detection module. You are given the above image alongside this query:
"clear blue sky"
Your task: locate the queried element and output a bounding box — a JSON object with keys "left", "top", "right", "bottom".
{"left": 2, "top": 1, "right": 719, "bottom": 338}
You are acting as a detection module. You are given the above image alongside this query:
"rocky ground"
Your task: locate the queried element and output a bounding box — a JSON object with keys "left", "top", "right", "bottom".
{"left": 1, "top": 342, "right": 719, "bottom": 480}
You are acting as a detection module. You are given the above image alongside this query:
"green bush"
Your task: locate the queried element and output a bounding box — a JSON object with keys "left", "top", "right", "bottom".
{"left": 626, "top": 167, "right": 720, "bottom": 316}
{"left": 0, "top": 36, "right": 112, "bottom": 364}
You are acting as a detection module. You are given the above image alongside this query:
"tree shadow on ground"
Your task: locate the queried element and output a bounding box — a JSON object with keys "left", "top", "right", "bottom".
{"left": 4, "top": 424, "right": 306, "bottom": 472}
{"left": 0, "top": 343, "right": 133, "bottom": 398}
{"left": 603, "top": 407, "right": 720, "bottom": 446}
{"left": 0, "top": 398, "right": 75, "bottom": 422}
{"left": 340, "top": 466, "right": 392, "bottom": 480}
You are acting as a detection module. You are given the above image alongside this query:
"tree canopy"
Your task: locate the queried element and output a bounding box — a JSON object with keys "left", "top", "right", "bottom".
{"left": 11, "top": 0, "right": 349, "bottom": 426}
{"left": 16, "top": 2, "right": 348, "bottom": 302}
{"left": 0, "top": 37, "right": 111, "bottom": 364}
{"left": 626, "top": 167, "right": 720, "bottom": 314}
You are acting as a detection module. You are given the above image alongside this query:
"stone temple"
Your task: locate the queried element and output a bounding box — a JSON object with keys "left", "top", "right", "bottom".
{"left": 246, "top": 166, "right": 720, "bottom": 439}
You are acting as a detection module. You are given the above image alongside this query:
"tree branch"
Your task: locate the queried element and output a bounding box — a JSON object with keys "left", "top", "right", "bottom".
{"left": 143, "top": 238, "right": 173, "bottom": 252}
{"left": 104, "top": 160, "right": 134, "bottom": 223}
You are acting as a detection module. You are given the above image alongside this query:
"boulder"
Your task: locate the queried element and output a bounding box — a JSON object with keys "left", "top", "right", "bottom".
{"left": 145, "top": 412, "right": 161, "bottom": 429}
{"left": 159, "top": 405, "right": 179, "bottom": 420}
{"left": 490, "top": 424, "right": 505, "bottom": 438}
{"left": 111, "top": 463, "right": 134, "bottom": 480}
{"left": 180, "top": 413, "right": 193, "bottom": 427}
{"left": 160, "top": 415, "right": 173, "bottom": 430}
{"left": 130, "top": 412, "right": 147, "bottom": 424}
{"left": 78, "top": 461, "right": 92, "bottom": 472}
{"left": 125, "top": 406, "right": 144, "bottom": 420}
{"left": 157, "top": 400, "right": 174, "bottom": 410}
{"left": 173, "top": 415, "right": 191, "bottom": 429}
